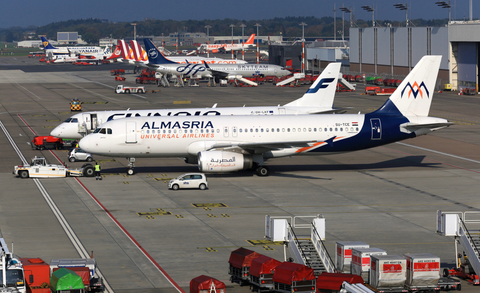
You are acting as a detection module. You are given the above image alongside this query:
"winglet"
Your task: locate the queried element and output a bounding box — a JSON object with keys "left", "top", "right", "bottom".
{"left": 373, "top": 56, "right": 441, "bottom": 117}
{"left": 144, "top": 39, "right": 177, "bottom": 65}
{"left": 41, "top": 36, "right": 57, "bottom": 50}
{"left": 283, "top": 62, "right": 341, "bottom": 108}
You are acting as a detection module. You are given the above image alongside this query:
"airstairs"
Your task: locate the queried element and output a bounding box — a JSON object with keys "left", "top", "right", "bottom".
{"left": 275, "top": 73, "right": 305, "bottom": 87}
{"left": 437, "top": 211, "right": 480, "bottom": 284}
{"left": 338, "top": 73, "right": 356, "bottom": 91}
{"left": 265, "top": 215, "right": 336, "bottom": 276}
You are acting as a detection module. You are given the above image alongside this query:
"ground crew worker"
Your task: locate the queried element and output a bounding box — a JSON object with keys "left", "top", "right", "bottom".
{"left": 95, "top": 162, "right": 102, "bottom": 180}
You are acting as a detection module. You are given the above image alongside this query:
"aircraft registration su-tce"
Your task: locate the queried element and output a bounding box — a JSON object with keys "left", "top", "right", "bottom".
{"left": 78, "top": 56, "right": 451, "bottom": 176}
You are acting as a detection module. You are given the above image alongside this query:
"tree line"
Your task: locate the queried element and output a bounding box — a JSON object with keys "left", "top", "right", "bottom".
{"left": 0, "top": 17, "right": 449, "bottom": 44}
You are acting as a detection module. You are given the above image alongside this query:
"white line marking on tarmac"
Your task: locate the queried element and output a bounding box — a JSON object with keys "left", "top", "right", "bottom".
{"left": 14, "top": 83, "right": 42, "bottom": 99}
{"left": 396, "top": 142, "right": 480, "bottom": 164}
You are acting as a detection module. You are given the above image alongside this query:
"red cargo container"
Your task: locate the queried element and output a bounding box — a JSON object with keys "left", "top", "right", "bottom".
{"left": 404, "top": 253, "right": 440, "bottom": 290}
{"left": 316, "top": 272, "right": 364, "bottom": 293}
{"left": 190, "top": 275, "right": 225, "bottom": 293}
{"left": 20, "top": 258, "right": 51, "bottom": 293}
{"left": 273, "top": 262, "right": 316, "bottom": 293}
{"left": 249, "top": 255, "right": 282, "bottom": 292}
{"left": 228, "top": 248, "right": 262, "bottom": 285}
{"left": 335, "top": 242, "right": 369, "bottom": 273}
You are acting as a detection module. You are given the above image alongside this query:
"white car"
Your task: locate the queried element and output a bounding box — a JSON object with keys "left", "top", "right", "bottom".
{"left": 68, "top": 148, "right": 93, "bottom": 162}
{"left": 168, "top": 173, "right": 208, "bottom": 190}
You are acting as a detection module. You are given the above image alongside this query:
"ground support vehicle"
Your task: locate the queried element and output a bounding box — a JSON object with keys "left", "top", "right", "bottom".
{"left": 273, "top": 262, "right": 316, "bottom": 293}
{"left": 249, "top": 255, "right": 282, "bottom": 292}
{"left": 190, "top": 275, "right": 226, "bottom": 293}
{"left": 68, "top": 148, "right": 93, "bottom": 162}
{"left": 31, "top": 136, "right": 64, "bottom": 150}
{"left": 1, "top": 238, "right": 26, "bottom": 293}
{"left": 115, "top": 76, "right": 126, "bottom": 81}
{"left": 19, "top": 257, "right": 51, "bottom": 293}
{"left": 316, "top": 273, "right": 364, "bottom": 293}
{"left": 136, "top": 69, "right": 159, "bottom": 84}
{"left": 365, "top": 87, "right": 395, "bottom": 96}
{"left": 14, "top": 156, "right": 95, "bottom": 178}
{"left": 168, "top": 173, "right": 208, "bottom": 190}
{"left": 443, "top": 253, "right": 479, "bottom": 285}
{"left": 50, "top": 259, "right": 104, "bottom": 292}
{"left": 437, "top": 277, "right": 461, "bottom": 291}
{"left": 115, "top": 85, "right": 145, "bottom": 94}
{"left": 229, "top": 248, "right": 262, "bottom": 285}
{"left": 70, "top": 99, "right": 82, "bottom": 111}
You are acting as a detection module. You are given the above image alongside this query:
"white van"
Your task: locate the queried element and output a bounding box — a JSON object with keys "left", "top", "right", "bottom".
{"left": 168, "top": 173, "right": 208, "bottom": 190}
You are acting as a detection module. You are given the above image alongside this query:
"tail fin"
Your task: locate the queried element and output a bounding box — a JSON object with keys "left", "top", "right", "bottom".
{"left": 118, "top": 40, "right": 132, "bottom": 60}
{"left": 143, "top": 39, "right": 177, "bottom": 65}
{"left": 283, "top": 62, "right": 341, "bottom": 109}
{"left": 41, "top": 36, "right": 57, "bottom": 50}
{"left": 130, "top": 40, "right": 145, "bottom": 62}
{"left": 374, "top": 56, "right": 441, "bottom": 117}
{"left": 245, "top": 34, "right": 255, "bottom": 44}
{"left": 107, "top": 46, "right": 122, "bottom": 60}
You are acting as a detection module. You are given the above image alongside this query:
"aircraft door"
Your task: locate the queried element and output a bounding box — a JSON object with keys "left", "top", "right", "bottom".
{"left": 126, "top": 121, "right": 137, "bottom": 143}
{"left": 80, "top": 114, "right": 90, "bottom": 134}
{"left": 91, "top": 114, "right": 98, "bottom": 130}
{"left": 279, "top": 108, "right": 286, "bottom": 114}
{"left": 232, "top": 126, "right": 238, "bottom": 137}
{"left": 370, "top": 118, "right": 382, "bottom": 140}
{"left": 223, "top": 126, "right": 229, "bottom": 138}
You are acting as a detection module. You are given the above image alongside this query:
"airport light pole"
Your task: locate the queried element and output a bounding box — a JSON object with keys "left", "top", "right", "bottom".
{"left": 436, "top": 1, "right": 451, "bottom": 23}
{"left": 255, "top": 23, "right": 261, "bottom": 64}
{"left": 361, "top": 5, "right": 375, "bottom": 27}
{"left": 299, "top": 22, "right": 307, "bottom": 73}
{"left": 255, "top": 23, "right": 261, "bottom": 38}
{"left": 205, "top": 25, "right": 211, "bottom": 58}
{"left": 394, "top": 3, "right": 409, "bottom": 27}
{"left": 240, "top": 24, "right": 246, "bottom": 61}
{"left": 333, "top": 4, "right": 337, "bottom": 41}
{"left": 339, "top": 6, "right": 352, "bottom": 40}
{"left": 130, "top": 23, "right": 137, "bottom": 40}
{"left": 230, "top": 24, "right": 235, "bottom": 60}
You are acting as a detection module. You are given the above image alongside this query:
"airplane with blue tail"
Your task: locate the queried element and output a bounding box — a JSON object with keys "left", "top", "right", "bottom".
{"left": 79, "top": 56, "right": 451, "bottom": 176}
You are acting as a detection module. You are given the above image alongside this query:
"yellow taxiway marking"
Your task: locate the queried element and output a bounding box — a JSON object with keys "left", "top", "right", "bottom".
{"left": 173, "top": 100, "right": 191, "bottom": 104}
{"left": 247, "top": 240, "right": 284, "bottom": 246}
{"left": 82, "top": 101, "right": 109, "bottom": 104}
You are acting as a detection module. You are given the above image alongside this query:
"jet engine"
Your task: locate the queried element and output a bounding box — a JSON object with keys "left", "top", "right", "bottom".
{"left": 198, "top": 151, "right": 253, "bottom": 173}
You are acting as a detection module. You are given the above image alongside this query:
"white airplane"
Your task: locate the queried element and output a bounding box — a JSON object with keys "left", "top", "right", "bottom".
{"left": 79, "top": 56, "right": 452, "bottom": 176}
{"left": 50, "top": 62, "right": 343, "bottom": 140}
{"left": 52, "top": 47, "right": 113, "bottom": 63}
{"left": 41, "top": 36, "right": 103, "bottom": 55}
{"left": 197, "top": 34, "right": 256, "bottom": 53}
{"left": 144, "top": 38, "right": 290, "bottom": 81}
{"left": 119, "top": 40, "right": 248, "bottom": 66}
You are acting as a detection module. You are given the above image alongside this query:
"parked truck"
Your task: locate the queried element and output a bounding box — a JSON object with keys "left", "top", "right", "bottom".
{"left": 1, "top": 238, "right": 26, "bottom": 293}
{"left": 115, "top": 85, "right": 145, "bottom": 94}
{"left": 14, "top": 156, "right": 95, "bottom": 178}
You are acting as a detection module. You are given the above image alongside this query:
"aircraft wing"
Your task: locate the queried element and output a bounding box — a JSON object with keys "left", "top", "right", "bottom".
{"left": 307, "top": 107, "right": 352, "bottom": 114}
{"left": 208, "top": 140, "right": 319, "bottom": 152}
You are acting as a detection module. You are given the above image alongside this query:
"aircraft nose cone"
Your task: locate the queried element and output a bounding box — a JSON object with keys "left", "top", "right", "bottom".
{"left": 50, "top": 125, "right": 61, "bottom": 137}
{"left": 79, "top": 136, "right": 92, "bottom": 152}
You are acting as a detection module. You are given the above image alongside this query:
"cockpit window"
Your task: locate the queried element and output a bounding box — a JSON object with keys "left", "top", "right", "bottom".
{"left": 93, "top": 128, "right": 101, "bottom": 133}
{"left": 64, "top": 118, "right": 72, "bottom": 122}
{"left": 99, "top": 128, "right": 106, "bottom": 134}
{"left": 72, "top": 118, "right": 78, "bottom": 123}
{"left": 107, "top": 128, "right": 112, "bottom": 134}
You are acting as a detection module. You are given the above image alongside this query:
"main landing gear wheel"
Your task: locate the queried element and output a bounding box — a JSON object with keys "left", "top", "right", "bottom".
{"left": 127, "top": 168, "right": 134, "bottom": 175}
{"left": 255, "top": 166, "right": 269, "bottom": 176}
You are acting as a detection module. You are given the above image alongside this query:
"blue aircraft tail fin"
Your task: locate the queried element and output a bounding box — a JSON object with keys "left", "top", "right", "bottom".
{"left": 143, "top": 39, "right": 177, "bottom": 65}
{"left": 41, "top": 36, "right": 57, "bottom": 50}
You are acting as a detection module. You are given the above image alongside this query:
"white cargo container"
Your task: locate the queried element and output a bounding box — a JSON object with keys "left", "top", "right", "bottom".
{"left": 351, "top": 247, "right": 387, "bottom": 280}
{"left": 404, "top": 253, "right": 440, "bottom": 288}
{"left": 335, "top": 241, "right": 369, "bottom": 273}
{"left": 369, "top": 255, "right": 406, "bottom": 289}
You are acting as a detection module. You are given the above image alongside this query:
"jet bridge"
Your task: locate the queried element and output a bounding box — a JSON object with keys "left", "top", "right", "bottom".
{"left": 436, "top": 210, "right": 480, "bottom": 285}
{"left": 265, "top": 215, "right": 336, "bottom": 276}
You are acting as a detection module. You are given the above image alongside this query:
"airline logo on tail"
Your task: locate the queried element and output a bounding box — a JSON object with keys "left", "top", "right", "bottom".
{"left": 306, "top": 78, "right": 335, "bottom": 94}
{"left": 130, "top": 40, "right": 148, "bottom": 62}
{"left": 148, "top": 48, "right": 158, "bottom": 59}
{"left": 401, "top": 81, "right": 429, "bottom": 99}
{"left": 245, "top": 34, "right": 255, "bottom": 44}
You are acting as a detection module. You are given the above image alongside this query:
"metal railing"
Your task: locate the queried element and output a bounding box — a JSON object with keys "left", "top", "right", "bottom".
{"left": 311, "top": 224, "right": 337, "bottom": 273}
{"left": 287, "top": 223, "right": 312, "bottom": 267}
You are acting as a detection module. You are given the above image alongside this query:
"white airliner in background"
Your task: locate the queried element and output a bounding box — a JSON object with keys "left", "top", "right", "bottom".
{"left": 197, "top": 34, "right": 256, "bottom": 53}
{"left": 118, "top": 40, "right": 248, "bottom": 66}
{"left": 41, "top": 36, "right": 103, "bottom": 56}
{"left": 50, "top": 62, "right": 343, "bottom": 140}
{"left": 79, "top": 56, "right": 452, "bottom": 176}
{"left": 144, "top": 38, "right": 290, "bottom": 83}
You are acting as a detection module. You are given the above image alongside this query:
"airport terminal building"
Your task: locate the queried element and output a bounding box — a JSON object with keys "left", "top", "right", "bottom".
{"left": 347, "top": 21, "right": 480, "bottom": 92}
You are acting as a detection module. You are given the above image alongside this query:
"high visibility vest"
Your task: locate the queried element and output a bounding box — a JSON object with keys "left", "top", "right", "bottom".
{"left": 95, "top": 165, "right": 101, "bottom": 171}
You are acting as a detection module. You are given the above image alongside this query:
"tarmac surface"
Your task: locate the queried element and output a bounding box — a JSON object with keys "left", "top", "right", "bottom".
{"left": 0, "top": 55, "right": 479, "bottom": 293}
